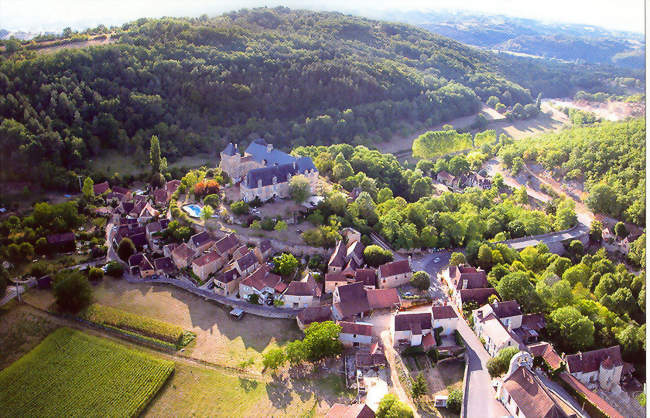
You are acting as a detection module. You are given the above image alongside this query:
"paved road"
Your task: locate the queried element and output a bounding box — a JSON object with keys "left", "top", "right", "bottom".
{"left": 454, "top": 308, "right": 509, "bottom": 418}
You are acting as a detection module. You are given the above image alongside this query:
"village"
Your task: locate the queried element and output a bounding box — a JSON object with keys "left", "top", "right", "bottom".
{"left": 6, "top": 138, "right": 634, "bottom": 418}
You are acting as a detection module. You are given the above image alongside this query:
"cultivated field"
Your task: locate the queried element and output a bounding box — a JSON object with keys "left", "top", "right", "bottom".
{"left": 0, "top": 327, "right": 174, "bottom": 417}
{"left": 88, "top": 279, "right": 303, "bottom": 370}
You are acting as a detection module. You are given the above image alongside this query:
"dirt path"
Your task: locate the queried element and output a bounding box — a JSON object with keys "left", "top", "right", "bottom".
{"left": 380, "top": 330, "right": 421, "bottom": 418}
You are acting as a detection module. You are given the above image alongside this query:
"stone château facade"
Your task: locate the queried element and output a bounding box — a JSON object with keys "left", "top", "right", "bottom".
{"left": 219, "top": 139, "right": 318, "bottom": 202}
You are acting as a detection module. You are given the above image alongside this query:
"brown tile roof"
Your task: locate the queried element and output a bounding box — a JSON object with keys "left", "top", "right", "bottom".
{"left": 491, "top": 300, "right": 522, "bottom": 318}
{"left": 333, "top": 282, "right": 369, "bottom": 319}
{"left": 346, "top": 240, "right": 364, "bottom": 261}
{"left": 172, "top": 243, "right": 195, "bottom": 260}
{"left": 153, "top": 188, "right": 169, "bottom": 204}
{"left": 565, "top": 346, "right": 623, "bottom": 374}
{"left": 153, "top": 257, "right": 176, "bottom": 274}
{"left": 214, "top": 268, "right": 238, "bottom": 284}
{"left": 366, "top": 288, "right": 400, "bottom": 309}
{"left": 93, "top": 181, "right": 110, "bottom": 195}
{"left": 329, "top": 240, "right": 347, "bottom": 268}
{"left": 379, "top": 259, "right": 410, "bottom": 277}
{"left": 503, "top": 366, "right": 567, "bottom": 418}
{"left": 235, "top": 250, "right": 258, "bottom": 271}
{"left": 297, "top": 306, "right": 331, "bottom": 325}
{"left": 325, "top": 403, "right": 375, "bottom": 418}
{"left": 432, "top": 305, "right": 458, "bottom": 320}
{"left": 190, "top": 231, "right": 214, "bottom": 249}
{"left": 394, "top": 312, "right": 432, "bottom": 332}
{"left": 325, "top": 272, "right": 347, "bottom": 282}
{"left": 448, "top": 265, "right": 488, "bottom": 290}
{"left": 214, "top": 234, "right": 239, "bottom": 254}
{"left": 274, "top": 281, "right": 288, "bottom": 294}
{"left": 165, "top": 179, "right": 181, "bottom": 194}
{"left": 111, "top": 186, "right": 129, "bottom": 195}
{"left": 354, "top": 269, "right": 376, "bottom": 287}
{"left": 528, "top": 342, "right": 563, "bottom": 370}
{"left": 422, "top": 333, "right": 436, "bottom": 351}
{"left": 521, "top": 313, "right": 546, "bottom": 331}
{"left": 285, "top": 274, "right": 322, "bottom": 297}
{"left": 559, "top": 373, "right": 623, "bottom": 418}
{"left": 193, "top": 251, "right": 220, "bottom": 267}
{"left": 459, "top": 288, "right": 498, "bottom": 306}
{"left": 339, "top": 321, "right": 372, "bottom": 336}
{"left": 241, "top": 265, "right": 281, "bottom": 292}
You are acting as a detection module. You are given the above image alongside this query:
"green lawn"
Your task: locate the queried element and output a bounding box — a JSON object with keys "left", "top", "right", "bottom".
{"left": 0, "top": 327, "right": 174, "bottom": 417}
{"left": 144, "top": 363, "right": 320, "bottom": 417}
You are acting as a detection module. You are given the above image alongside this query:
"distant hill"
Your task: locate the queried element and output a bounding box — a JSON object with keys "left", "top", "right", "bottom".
{"left": 0, "top": 7, "right": 642, "bottom": 191}
{"left": 366, "top": 10, "right": 645, "bottom": 69}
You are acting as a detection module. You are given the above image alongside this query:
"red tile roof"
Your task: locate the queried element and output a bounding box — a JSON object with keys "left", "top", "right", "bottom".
{"left": 339, "top": 321, "right": 372, "bottom": 336}
{"left": 153, "top": 257, "right": 176, "bottom": 274}
{"left": 285, "top": 274, "right": 321, "bottom": 297}
{"left": 528, "top": 342, "right": 563, "bottom": 370}
{"left": 193, "top": 251, "right": 220, "bottom": 267}
{"left": 325, "top": 403, "right": 375, "bottom": 418}
{"left": 379, "top": 259, "right": 410, "bottom": 277}
{"left": 214, "top": 234, "right": 239, "bottom": 254}
{"left": 448, "top": 265, "right": 488, "bottom": 290}
{"left": 172, "top": 243, "right": 195, "bottom": 260}
{"left": 354, "top": 269, "right": 376, "bottom": 287}
{"left": 503, "top": 366, "right": 566, "bottom": 418}
{"left": 93, "top": 181, "right": 110, "bottom": 195}
{"left": 325, "top": 272, "right": 347, "bottom": 282}
{"left": 432, "top": 305, "right": 458, "bottom": 320}
{"left": 333, "top": 282, "right": 369, "bottom": 319}
{"left": 241, "top": 265, "right": 281, "bottom": 292}
{"left": 459, "top": 288, "right": 498, "bottom": 305}
{"left": 491, "top": 300, "right": 522, "bottom": 318}
{"left": 422, "top": 333, "right": 436, "bottom": 351}
{"left": 366, "top": 288, "right": 400, "bottom": 309}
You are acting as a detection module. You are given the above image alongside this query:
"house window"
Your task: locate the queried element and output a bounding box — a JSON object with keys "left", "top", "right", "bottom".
{"left": 515, "top": 406, "right": 519, "bottom": 415}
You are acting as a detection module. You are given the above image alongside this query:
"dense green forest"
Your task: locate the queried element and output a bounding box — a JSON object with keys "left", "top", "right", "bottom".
{"left": 294, "top": 143, "right": 577, "bottom": 250}
{"left": 475, "top": 242, "right": 645, "bottom": 373}
{"left": 498, "top": 118, "right": 645, "bottom": 225}
{"left": 0, "top": 7, "right": 641, "bottom": 192}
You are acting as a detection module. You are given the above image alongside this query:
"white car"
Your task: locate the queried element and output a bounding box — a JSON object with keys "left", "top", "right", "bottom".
{"left": 434, "top": 257, "right": 440, "bottom": 263}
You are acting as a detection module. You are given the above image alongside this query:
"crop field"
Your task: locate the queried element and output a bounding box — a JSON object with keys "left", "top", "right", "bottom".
{"left": 0, "top": 327, "right": 174, "bottom": 417}
{"left": 80, "top": 303, "right": 191, "bottom": 347}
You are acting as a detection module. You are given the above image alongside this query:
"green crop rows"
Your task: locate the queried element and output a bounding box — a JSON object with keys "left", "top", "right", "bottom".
{"left": 0, "top": 327, "right": 174, "bottom": 417}
{"left": 80, "top": 303, "right": 185, "bottom": 345}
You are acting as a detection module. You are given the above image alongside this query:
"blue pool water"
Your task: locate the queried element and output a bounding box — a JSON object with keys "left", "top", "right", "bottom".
{"left": 183, "top": 204, "right": 203, "bottom": 218}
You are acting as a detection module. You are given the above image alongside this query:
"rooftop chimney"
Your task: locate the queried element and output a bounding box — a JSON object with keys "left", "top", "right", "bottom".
{"left": 267, "top": 143, "right": 273, "bottom": 152}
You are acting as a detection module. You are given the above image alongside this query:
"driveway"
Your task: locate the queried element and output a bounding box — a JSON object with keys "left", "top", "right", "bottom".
{"left": 411, "top": 251, "right": 452, "bottom": 300}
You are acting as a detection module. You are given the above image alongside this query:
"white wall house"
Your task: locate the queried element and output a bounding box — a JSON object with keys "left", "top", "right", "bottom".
{"left": 431, "top": 305, "right": 459, "bottom": 336}
{"left": 338, "top": 321, "right": 373, "bottom": 348}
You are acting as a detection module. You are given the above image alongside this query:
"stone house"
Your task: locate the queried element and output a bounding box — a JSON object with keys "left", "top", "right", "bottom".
{"left": 232, "top": 250, "right": 260, "bottom": 277}
{"left": 296, "top": 306, "right": 332, "bottom": 330}
{"left": 431, "top": 305, "right": 459, "bottom": 336}
{"left": 377, "top": 259, "right": 412, "bottom": 289}
{"left": 212, "top": 268, "right": 240, "bottom": 297}
{"left": 238, "top": 265, "right": 283, "bottom": 301}
{"left": 188, "top": 231, "right": 215, "bottom": 253}
{"left": 393, "top": 312, "right": 433, "bottom": 347}
{"left": 338, "top": 321, "right": 373, "bottom": 347}
{"left": 192, "top": 251, "right": 222, "bottom": 282}
{"left": 254, "top": 239, "right": 273, "bottom": 263}
{"left": 473, "top": 312, "right": 523, "bottom": 357}
{"left": 565, "top": 346, "right": 624, "bottom": 391}
{"left": 153, "top": 256, "right": 176, "bottom": 277}
{"left": 283, "top": 273, "right": 322, "bottom": 309}
{"left": 171, "top": 243, "right": 195, "bottom": 269}
{"left": 128, "top": 253, "right": 155, "bottom": 278}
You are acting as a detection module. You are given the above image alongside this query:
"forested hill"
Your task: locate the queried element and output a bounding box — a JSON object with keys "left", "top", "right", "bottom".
{"left": 0, "top": 7, "right": 640, "bottom": 191}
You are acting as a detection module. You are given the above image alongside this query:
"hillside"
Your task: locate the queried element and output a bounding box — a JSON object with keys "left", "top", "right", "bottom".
{"left": 373, "top": 10, "right": 645, "bottom": 69}
{"left": 0, "top": 7, "right": 641, "bottom": 193}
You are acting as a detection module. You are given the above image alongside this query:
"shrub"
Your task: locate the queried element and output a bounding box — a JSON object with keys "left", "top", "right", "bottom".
{"left": 105, "top": 261, "right": 124, "bottom": 277}
{"left": 260, "top": 217, "right": 276, "bottom": 231}
{"left": 447, "top": 389, "right": 462, "bottom": 413}
{"left": 231, "top": 200, "right": 249, "bottom": 215}
{"left": 203, "top": 193, "right": 220, "bottom": 208}
{"left": 88, "top": 267, "right": 104, "bottom": 281}
{"left": 274, "top": 220, "right": 287, "bottom": 231}
{"left": 53, "top": 270, "right": 92, "bottom": 313}
{"left": 263, "top": 348, "right": 286, "bottom": 371}
{"left": 377, "top": 393, "right": 413, "bottom": 418}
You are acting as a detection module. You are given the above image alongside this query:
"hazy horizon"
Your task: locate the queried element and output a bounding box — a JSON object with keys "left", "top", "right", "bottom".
{"left": 0, "top": 0, "right": 645, "bottom": 35}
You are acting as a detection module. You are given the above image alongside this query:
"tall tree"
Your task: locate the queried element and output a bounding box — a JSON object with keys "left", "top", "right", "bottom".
{"left": 82, "top": 177, "right": 94, "bottom": 200}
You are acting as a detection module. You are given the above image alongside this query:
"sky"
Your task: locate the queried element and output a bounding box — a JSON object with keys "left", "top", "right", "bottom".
{"left": 0, "top": 0, "right": 645, "bottom": 34}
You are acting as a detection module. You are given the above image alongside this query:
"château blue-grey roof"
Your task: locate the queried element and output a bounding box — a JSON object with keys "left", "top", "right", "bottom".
{"left": 244, "top": 139, "right": 296, "bottom": 166}
{"left": 244, "top": 160, "right": 317, "bottom": 189}
{"left": 222, "top": 143, "right": 237, "bottom": 156}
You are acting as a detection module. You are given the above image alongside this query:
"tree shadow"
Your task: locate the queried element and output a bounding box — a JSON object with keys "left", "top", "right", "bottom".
{"left": 265, "top": 381, "right": 294, "bottom": 410}
{"left": 238, "top": 377, "right": 259, "bottom": 392}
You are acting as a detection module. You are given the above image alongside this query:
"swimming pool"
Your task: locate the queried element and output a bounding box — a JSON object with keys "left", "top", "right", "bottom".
{"left": 183, "top": 204, "right": 203, "bottom": 218}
